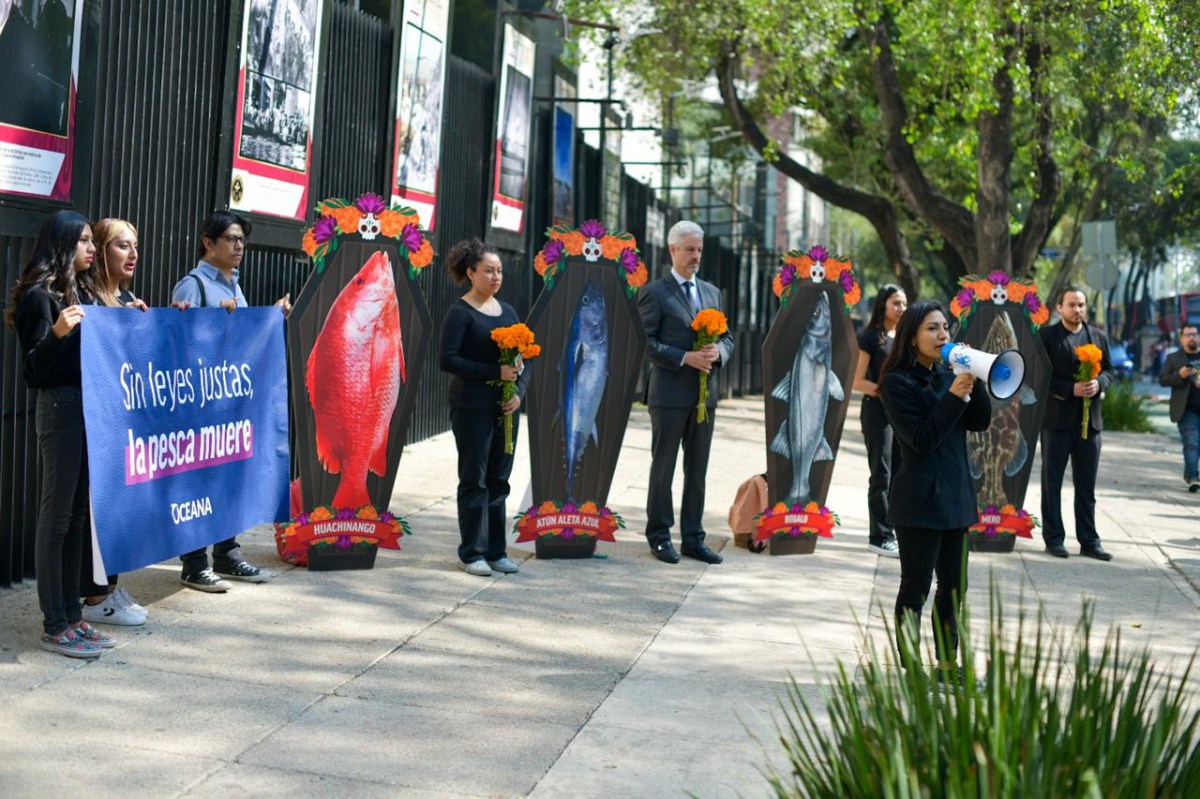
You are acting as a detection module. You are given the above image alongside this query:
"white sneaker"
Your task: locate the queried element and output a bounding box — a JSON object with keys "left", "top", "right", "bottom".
{"left": 82, "top": 593, "right": 146, "bottom": 626}
{"left": 113, "top": 588, "right": 148, "bottom": 614}
{"left": 869, "top": 540, "right": 901, "bottom": 558}
{"left": 460, "top": 560, "right": 493, "bottom": 577}
{"left": 487, "top": 557, "right": 520, "bottom": 574}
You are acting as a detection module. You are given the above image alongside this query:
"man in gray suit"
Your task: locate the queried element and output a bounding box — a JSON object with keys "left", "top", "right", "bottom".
{"left": 638, "top": 221, "right": 735, "bottom": 564}
{"left": 1159, "top": 323, "right": 1200, "bottom": 492}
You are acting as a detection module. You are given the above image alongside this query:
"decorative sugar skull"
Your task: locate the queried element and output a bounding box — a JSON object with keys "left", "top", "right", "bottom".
{"left": 581, "top": 237, "right": 603, "bottom": 261}
{"left": 990, "top": 283, "right": 1008, "bottom": 304}
{"left": 809, "top": 260, "right": 826, "bottom": 282}
{"left": 358, "top": 213, "right": 381, "bottom": 240}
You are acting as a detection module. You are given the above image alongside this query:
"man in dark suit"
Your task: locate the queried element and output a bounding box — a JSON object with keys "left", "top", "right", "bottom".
{"left": 638, "top": 220, "right": 735, "bottom": 564}
{"left": 1158, "top": 323, "right": 1200, "bottom": 493}
{"left": 1039, "top": 287, "right": 1115, "bottom": 561}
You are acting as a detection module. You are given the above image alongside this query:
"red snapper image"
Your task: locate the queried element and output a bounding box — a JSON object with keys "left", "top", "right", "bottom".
{"left": 306, "top": 250, "right": 407, "bottom": 508}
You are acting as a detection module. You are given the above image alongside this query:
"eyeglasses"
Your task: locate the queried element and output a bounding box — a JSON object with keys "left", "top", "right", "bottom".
{"left": 220, "top": 235, "right": 246, "bottom": 246}
{"left": 1183, "top": 332, "right": 1200, "bottom": 338}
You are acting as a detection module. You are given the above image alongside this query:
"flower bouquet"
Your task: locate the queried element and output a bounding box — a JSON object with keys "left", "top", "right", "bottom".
{"left": 489, "top": 323, "right": 542, "bottom": 453}
{"left": 1074, "top": 343, "right": 1103, "bottom": 439}
{"left": 691, "top": 308, "right": 728, "bottom": 423}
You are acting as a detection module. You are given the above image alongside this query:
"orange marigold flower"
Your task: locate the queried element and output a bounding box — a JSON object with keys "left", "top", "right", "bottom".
{"left": 522, "top": 343, "right": 542, "bottom": 359}
{"left": 823, "top": 258, "right": 847, "bottom": 280}
{"left": 804, "top": 501, "right": 820, "bottom": 512}
{"left": 600, "top": 235, "right": 625, "bottom": 260}
{"left": 1005, "top": 282, "right": 1028, "bottom": 303}
{"left": 844, "top": 284, "right": 862, "bottom": 306}
{"left": 1031, "top": 305, "right": 1050, "bottom": 325}
{"left": 793, "top": 255, "right": 814, "bottom": 279}
{"left": 772, "top": 273, "right": 785, "bottom": 298}
{"left": 333, "top": 205, "right": 363, "bottom": 234}
{"left": 772, "top": 502, "right": 789, "bottom": 513}
{"left": 561, "top": 230, "right": 586, "bottom": 254}
{"left": 358, "top": 506, "right": 379, "bottom": 520}
{"left": 1076, "top": 343, "right": 1103, "bottom": 364}
{"left": 302, "top": 229, "right": 318, "bottom": 257}
{"left": 692, "top": 308, "right": 728, "bottom": 337}
{"left": 409, "top": 239, "right": 434, "bottom": 268}
{"left": 1000, "top": 504, "right": 1016, "bottom": 515}
{"left": 628, "top": 263, "right": 648, "bottom": 287}
{"left": 309, "top": 507, "right": 333, "bottom": 522}
{"left": 534, "top": 253, "right": 548, "bottom": 276}
{"left": 950, "top": 298, "right": 964, "bottom": 318}
{"left": 538, "top": 500, "right": 558, "bottom": 514}
{"left": 580, "top": 501, "right": 599, "bottom": 514}
{"left": 379, "top": 209, "right": 405, "bottom": 237}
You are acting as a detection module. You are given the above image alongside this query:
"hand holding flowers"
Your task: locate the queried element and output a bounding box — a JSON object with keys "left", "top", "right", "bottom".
{"left": 489, "top": 323, "right": 541, "bottom": 453}
{"left": 691, "top": 309, "right": 728, "bottom": 423}
{"left": 1074, "top": 343, "right": 1103, "bottom": 439}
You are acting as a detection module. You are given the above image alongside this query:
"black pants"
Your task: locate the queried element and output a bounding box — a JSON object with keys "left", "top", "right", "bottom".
{"left": 1039, "top": 427, "right": 1102, "bottom": 548}
{"left": 452, "top": 407, "right": 516, "bottom": 563}
{"left": 861, "top": 397, "right": 899, "bottom": 546}
{"left": 894, "top": 526, "right": 967, "bottom": 667}
{"left": 180, "top": 537, "right": 242, "bottom": 576}
{"left": 34, "top": 387, "right": 88, "bottom": 636}
{"left": 646, "top": 405, "right": 715, "bottom": 549}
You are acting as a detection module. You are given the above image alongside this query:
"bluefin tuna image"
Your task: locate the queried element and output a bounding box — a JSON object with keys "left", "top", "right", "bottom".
{"left": 967, "top": 310, "right": 1037, "bottom": 506}
{"left": 770, "top": 292, "right": 845, "bottom": 505}
{"left": 306, "top": 250, "right": 405, "bottom": 509}
{"left": 560, "top": 279, "right": 609, "bottom": 500}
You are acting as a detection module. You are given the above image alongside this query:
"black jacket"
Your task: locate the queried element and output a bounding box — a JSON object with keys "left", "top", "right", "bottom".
{"left": 881, "top": 361, "right": 992, "bottom": 529}
{"left": 1159, "top": 348, "right": 1200, "bottom": 424}
{"left": 1039, "top": 322, "right": 1113, "bottom": 433}
{"left": 439, "top": 299, "right": 529, "bottom": 411}
{"left": 637, "top": 274, "right": 735, "bottom": 409}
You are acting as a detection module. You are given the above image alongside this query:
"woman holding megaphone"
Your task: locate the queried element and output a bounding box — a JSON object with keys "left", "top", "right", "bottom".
{"left": 878, "top": 300, "right": 991, "bottom": 691}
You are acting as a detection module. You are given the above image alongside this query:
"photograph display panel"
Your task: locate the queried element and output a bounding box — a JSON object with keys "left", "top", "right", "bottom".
{"left": 489, "top": 23, "right": 535, "bottom": 233}
{"left": 0, "top": 0, "right": 84, "bottom": 200}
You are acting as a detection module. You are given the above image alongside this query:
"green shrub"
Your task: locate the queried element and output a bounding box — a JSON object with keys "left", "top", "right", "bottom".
{"left": 766, "top": 598, "right": 1200, "bottom": 797}
{"left": 1102, "top": 379, "right": 1155, "bottom": 433}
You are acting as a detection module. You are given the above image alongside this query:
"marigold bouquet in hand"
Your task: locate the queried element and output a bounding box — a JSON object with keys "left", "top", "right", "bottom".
{"left": 691, "top": 309, "right": 728, "bottom": 423}
{"left": 1074, "top": 343, "right": 1103, "bottom": 439}
{"left": 489, "top": 323, "right": 541, "bottom": 453}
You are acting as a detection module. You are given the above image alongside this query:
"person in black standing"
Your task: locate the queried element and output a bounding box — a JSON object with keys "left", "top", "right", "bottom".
{"left": 879, "top": 300, "right": 991, "bottom": 688}
{"left": 440, "top": 238, "right": 526, "bottom": 577}
{"left": 852, "top": 284, "right": 907, "bottom": 558}
{"left": 1039, "top": 287, "right": 1114, "bottom": 561}
{"left": 1159, "top": 323, "right": 1200, "bottom": 493}
{"left": 7, "top": 210, "right": 116, "bottom": 658}
{"left": 638, "top": 220, "right": 734, "bottom": 565}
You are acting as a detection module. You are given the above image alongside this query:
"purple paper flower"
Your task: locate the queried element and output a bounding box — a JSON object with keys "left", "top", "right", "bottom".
{"left": 313, "top": 216, "right": 338, "bottom": 244}
{"left": 295, "top": 513, "right": 309, "bottom": 526}
{"left": 336, "top": 535, "right": 352, "bottom": 550}
{"left": 780, "top": 263, "right": 797, "bottom": 285}
{"left": 956, "top": 287, "right": 976, "bottom": 307}
{"left": 987, "top": 271, "right": 1010, "bottom": 286}
{"left": 619, "top": 247, "right": 640, "bottom": 274}
{"left": 380, "top": 511, "right": 395, "bottom": 523}
{"left": 543, "top": 239, "right": 566, "bottom": 266}
{"left": 1024, "top": 293, "right": 1041, "bottom": 312}
{"left": 839, "top": 271, "right": 854, "bottom": 292}
{"left": 562, "top": 502, "right": 578, "bottom": 514}
{"left": 579, "top": 219, "right": 606, "bottom": 239}
{"left": 808, "top": 245, "right": 829, "bottom": 262}
{"left": 400, "top": 223, "right": 424, "bottom": 253}
{"left": 336, "top": 508, "right": 356, "bottom": 520}
{"left": 560, "top": 528, "right": 575, "bottom": 539}
{"left": 355, "top": 193, "right": 387, "bottom": 215}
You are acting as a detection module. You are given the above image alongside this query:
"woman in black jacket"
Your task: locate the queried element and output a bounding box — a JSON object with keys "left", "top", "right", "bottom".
{"left": 879, "top": 300, "right": 991, "bottom": 686}
{"left": 439, "top": 238, "right": 527, "bottom": 577}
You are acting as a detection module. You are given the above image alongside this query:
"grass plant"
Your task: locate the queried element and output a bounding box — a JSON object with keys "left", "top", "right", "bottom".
{"left": 1102, "top": 379, "right": 1155, "bottom": 433}
{"left": 766, "top": 595, "right": 1200, "bottom": 797}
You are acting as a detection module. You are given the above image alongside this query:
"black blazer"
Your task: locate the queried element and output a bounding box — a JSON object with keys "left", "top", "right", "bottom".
{"left": 439, "top": 299, "right": 529, "bottom": 411}
{"left": 881, "top": 361, "right": 992, "bottom": 530}
{"left": 1159, "top": 348, "right": 1200, "bottom": 424}
{"left": 1039, "top": 322, "right": 1113, "bottom": 433}
{"left": 637, "top": 274, "right": 735, "bottom": 409}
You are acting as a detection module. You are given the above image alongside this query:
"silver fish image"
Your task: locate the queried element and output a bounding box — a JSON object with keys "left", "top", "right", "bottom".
{"left": 770, "top": 292, "right": 845, "bottom": 505}
{"left": 967, "top": 310, "right": 1037, "bottom": 506}
{"left": 561, "top": 279, "right": 609, "bottom": 500}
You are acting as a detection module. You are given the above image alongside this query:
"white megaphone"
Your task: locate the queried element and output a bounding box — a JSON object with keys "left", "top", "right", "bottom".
{"left": 940, "top": 342, "right": 1025, "bottom": 401}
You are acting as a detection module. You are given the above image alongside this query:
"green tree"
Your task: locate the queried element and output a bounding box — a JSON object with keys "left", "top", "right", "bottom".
{"left": 570, "top": 0, "right": 1199, "bottom": 298}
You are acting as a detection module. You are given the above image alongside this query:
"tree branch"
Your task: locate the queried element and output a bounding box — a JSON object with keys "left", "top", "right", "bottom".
{"left": 1012, "top": 38, "right": 1062, "bottom": 276}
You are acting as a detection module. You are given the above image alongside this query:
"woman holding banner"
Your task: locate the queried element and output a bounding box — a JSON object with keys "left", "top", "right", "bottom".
{"left": 6, "top": 210, "right": 116, "bottom": 658}
{"left": 77, "top": 218, "right": 150, "bottom": 627}
{"left": 439, "top": 238, "right": 525, "bottom": 578}
{"left": 853, "top": 284, "right": 907, "bottom": 559}
{"left": 879, "top": 300, "right": 990, "bottom": 690}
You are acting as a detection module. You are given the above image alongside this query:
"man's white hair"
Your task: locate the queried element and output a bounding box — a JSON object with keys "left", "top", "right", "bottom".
{"left": 667, "top": 220, "right": 704, "bottom": 247}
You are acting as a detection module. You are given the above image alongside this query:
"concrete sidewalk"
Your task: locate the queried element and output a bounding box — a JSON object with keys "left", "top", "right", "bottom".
{"left": 1, "top": 396, "right": 1198, "bottom": 797}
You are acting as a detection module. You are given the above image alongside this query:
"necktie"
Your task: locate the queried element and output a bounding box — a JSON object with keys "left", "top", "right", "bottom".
{"left": 682, "top": 281, "right": 701, "bottom": 313}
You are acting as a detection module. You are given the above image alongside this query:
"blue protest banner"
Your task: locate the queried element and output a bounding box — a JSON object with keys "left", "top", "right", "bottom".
{"left": 81, "top": 307, "right": 289, "bottom": 575}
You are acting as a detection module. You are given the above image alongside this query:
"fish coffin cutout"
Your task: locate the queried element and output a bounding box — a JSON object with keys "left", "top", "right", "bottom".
{"left": 524, "top": 256, "right": 647, "bottom": 537}
{"left": 286, "top": 238, "right": 433, "bottom": 516}
{"left": 762, "top": 283, "right": 857, "bottom": 520}
{"left": 958, "top": 302, "right": 1051, "bottom": 550}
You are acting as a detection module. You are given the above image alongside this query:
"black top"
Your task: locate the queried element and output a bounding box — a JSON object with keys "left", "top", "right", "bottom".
{"left": 439, "top": 298, "right": 528, "bottom": 410}
{"left": 881, "top": 360, "right": 992, "bottom": 530}
{"left": 1159, "top": 348, "right": 1200, "bottom": 422}
{"left": 857, "top": 325, "right": 894, "bottom": 386}
{"left": 1039, "top": 322, "right": 1112, "bottom": 433}
{"left": 15, "top": 285, "right": 86, "bottom": 389}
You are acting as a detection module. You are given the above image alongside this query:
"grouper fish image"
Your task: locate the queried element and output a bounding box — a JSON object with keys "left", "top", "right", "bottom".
{"left": 561, "top": 279, "right": 609, "bottom": 500}
{"left": 770, "top": 292, "right": 844, "bottom": 505}
{"left": 306, "top": 250, "right": 405, "bottom": 509}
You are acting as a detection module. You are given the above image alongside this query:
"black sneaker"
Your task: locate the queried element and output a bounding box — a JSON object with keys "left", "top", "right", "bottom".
{"left": 214, "top": 560, "right": 270, "bottom": 583}
{"left": 181, "top": 569, "right": 232, "bottom": 593}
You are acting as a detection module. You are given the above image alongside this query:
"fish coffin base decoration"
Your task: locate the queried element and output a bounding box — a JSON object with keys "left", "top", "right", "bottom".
{"left": 281, "top": 229, "right": 434, "bottom": 567}
{"left": 521, "top": 252, "right": 646, "bottom": 557}
{"left": 759, "top": 281, "right": 857, "bottom": 554}
{"left": 958, "top": 301, "right": 1050, "bottom": 554}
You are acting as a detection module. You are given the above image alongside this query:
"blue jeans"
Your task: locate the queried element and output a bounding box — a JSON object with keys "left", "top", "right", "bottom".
{"left": 1179, "top": 410, "right": 1200, "bottom": 481}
